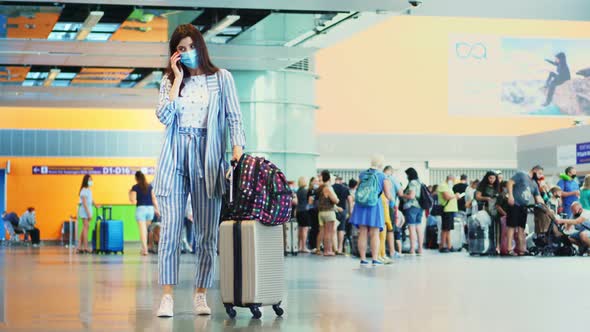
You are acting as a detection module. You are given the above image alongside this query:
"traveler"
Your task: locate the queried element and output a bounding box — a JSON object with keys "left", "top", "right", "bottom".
{"left": 1, "top": 211, "right": 18, "bottom": 241}
{"left": 317, "top": 170, "right": 341, "bottom": 256}
{"left": 148, "top": 214, "right": 161, "bottom": 254}
{"left": 296, "top": 177, "right": 311, "bottom": 253}
{"left": 476, "top": 171, "right": 501, "bottom": 254}
{"left": 307, "top": 177, "right": 320, "bottom": 253}
{"left": 506, "top": 167, "right": 544, "bottom": 256}
{"left": 465, "top": 180, "right": 480, "bottom": 211}
{"left": 496, "top": 171, "right": 504, "bottom": 184}
{"left": 153, "top": 24, "right": 246, "bottom": 318}
{"left": 379, "top": 193, "right": 394, "bottom": 264}
{"left": 580, "top": 175, "right": 590, "bottom": 210}
{"left": 348, "top": 178, "right": 359, "bottom": 211}
{"left": 350, "top": 155, "right": 394, "bottom": 266}
{"left": 19, "top": 207, "right": 40, "bottom": 247}
{"left": 547, "top": 186, "right": 563, "bottom": 215}
{"left": 400, "top": 167, "right": 424, "bottom": 255}
{"left": 453, "top": 175, "right": 469, "bottom": 212}
{"left": 383, "top": 165, "right": 404, "bottom": 258}
{"left": 557, "top": 166, "right": 580, "bottom": 218}
{"left": 77, "top": 175, "right": 98, "bottom": 254}
{"left": 129, "top": 171, "right": 160, "bottom": 256}
{"left": 437, "top": 175, "right": 459, "bottom": 253}
{"left": 557, "top": 202, "right": 590, "bottom": 252}
{"left": 333, "top": 176, "right": 353, "bottom": 255}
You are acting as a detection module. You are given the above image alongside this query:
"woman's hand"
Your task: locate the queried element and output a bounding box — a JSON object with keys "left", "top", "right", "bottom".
{"left": 232, "top": 146, "right": 243, "bottom": 163}
{"left": 170, "top": 51, "right": 183, "bottom": 80}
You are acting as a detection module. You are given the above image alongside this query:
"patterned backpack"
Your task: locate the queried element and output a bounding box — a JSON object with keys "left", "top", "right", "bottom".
{"left": 222, "top": 154, "right": 292, "bottom": 226}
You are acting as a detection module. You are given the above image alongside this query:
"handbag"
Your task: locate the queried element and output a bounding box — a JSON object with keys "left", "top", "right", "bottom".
{"left": 430, "top": 200, "right": 449, "bottom": 217}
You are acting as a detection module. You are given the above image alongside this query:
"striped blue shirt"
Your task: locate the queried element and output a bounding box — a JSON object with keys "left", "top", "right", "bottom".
{"left": 152, "top": 69, "right": 246, "bottom": 198}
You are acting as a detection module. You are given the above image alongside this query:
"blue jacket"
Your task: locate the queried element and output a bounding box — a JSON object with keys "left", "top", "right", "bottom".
{"left": 152, "top": 69, "right": 246, "bottom": 198}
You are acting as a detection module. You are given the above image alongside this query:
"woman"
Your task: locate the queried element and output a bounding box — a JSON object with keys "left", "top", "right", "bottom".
{"left": 350, "top": 155, "right": 394, "bottom": 266}
{"left": 317, "top": 170, "right": 341, "bottom": 256}
{"left": 400, "top": 168, "right": 424, "bottom": 255}
{"left": 129, "top": 171, "right": 160, "bottom": 256}
{"left": 475, "top": 171, "right": 500, "bottom": 254}
{"left": 153, "top": 24, "right": 245, "bottom": 318}
{"left": 580, "top": 175, "right": 590, "bottom": 210}
{"left": 307, "top": 177, "right": 320, "bottom": 253}
{"left": 543, "top": 52, "right": 571, "bottom": 106}
{"left": 296, "top": 177, "right": 311, "bottom": 253}
{"left": 77, "top": 175, "right": 98, "bottom": 254}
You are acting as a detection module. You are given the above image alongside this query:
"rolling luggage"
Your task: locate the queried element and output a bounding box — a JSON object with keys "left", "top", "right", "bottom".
{"left": 93, "top": 207, "right": 124, "bottom": 254}
{"left": 435, "top": 214, "right": 465, "bottom": 251}
{"left": 219, "top": 220, "right": 285, "bottom": 319}
{"left": 451, "top": 212, "right": 467, "bottom": 251}
{"left": 468, "top": 210, "right": 492, "bottom": 255}
{"left": 425, "top": 216, "right": 439, "bottom": 249}
{"left": 284, "top": 218, "right": 299, "bottom": 256}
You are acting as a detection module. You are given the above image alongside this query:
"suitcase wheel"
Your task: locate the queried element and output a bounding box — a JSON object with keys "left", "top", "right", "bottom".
{"left": 272, "top": 304, "right": 284, "bottom": 317}
{"left": 250, "top": 306, "right": 262, "bottom": 319}
{"left": 224, "top": 305, "right": 236, "bottom": 319}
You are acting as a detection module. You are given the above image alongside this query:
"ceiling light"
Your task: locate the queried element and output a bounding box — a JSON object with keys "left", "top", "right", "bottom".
{"left": 284, "top": 30, "right": 316, "bottom": 47}
{"left": 43, "top": 69, "right": 61, "bottom": 87}
{"left": 203, "top": 15, "right": 240, "bottom": 41}
{"left": 76, "top": 11, "right": 104, "bottom": 41}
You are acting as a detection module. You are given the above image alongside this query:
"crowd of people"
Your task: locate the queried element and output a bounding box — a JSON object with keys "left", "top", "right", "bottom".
{"left": 3, "top": 162, "right": 590, "bottom": 262}
{"left": 288, "top": 158, "right": 590, "bottom": 265}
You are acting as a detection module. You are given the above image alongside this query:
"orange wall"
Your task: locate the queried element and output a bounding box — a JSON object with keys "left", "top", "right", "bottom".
{"left": 0, "top": 157, "right": 156, "bottom": 240}
{"left": 315, "top": 16, "right": 590, "bottom": 135}
{"left": 0, "top": 107, "right": 162, "bottom": 240}
{"left": 0, "top": 106, "right": 159, "bottom": 130}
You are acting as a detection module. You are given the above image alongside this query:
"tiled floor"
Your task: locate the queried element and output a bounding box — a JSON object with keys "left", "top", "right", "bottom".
{"left": 0, "top": 244, "right": 589, "bottom": 332}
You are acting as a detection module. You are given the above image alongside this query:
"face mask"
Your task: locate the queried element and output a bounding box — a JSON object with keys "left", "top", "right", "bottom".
{"left": 448, "top": 181, "right": 454, "bottom": 187}
{"left": 532, "top": 173, "right": 539, "bottom": 181}
{"left": 290, "top": 186, "right": 296, "bottom": 191}
{"left": 180, "top": 49, "right": 199, "bottom": 69}
{"left": 88, "top": 180, "right": 94, "bottom": 187}
{"left": 574, "top": 212, "right": 582, "bottom": 218}
{"left": 313, "top": 184, "right": 319, "bottom": 190}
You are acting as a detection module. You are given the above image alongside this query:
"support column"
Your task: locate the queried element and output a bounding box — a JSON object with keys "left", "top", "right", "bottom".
{"left": 231, "top": 69, "right": 318, "bottom": 180}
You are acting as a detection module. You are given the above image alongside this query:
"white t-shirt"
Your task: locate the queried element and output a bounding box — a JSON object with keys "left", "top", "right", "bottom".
{"left": 79, "top": 188, "right": 93, "bottom": 207}
{"left": 576, "top": 210, "right": 590, "bottom": 231}
{"left": 178, "top": 75, "right": 209, "bottom": 128}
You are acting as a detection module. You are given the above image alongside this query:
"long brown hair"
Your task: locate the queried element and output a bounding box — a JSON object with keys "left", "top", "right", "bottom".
{"left": 165, "top": 24, "right": 219, "bottom": 95}
{"left": 79, "top": 175, "right": 91, "bottom": 194}
{"left": 135, "top": 171, "right": 148, "bottom": 194}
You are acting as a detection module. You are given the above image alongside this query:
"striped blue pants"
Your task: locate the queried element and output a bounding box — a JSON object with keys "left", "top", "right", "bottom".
{"left": 157, "top": 128, "right": 222, "bottom": 288}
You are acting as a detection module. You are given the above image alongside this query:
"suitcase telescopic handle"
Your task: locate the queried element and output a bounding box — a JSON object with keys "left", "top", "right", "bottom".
{"left": 228, "top": 161, "right": 236, "bottom": 203}
{"left": 102, "top": 206, "right": 112, "bottom": 221}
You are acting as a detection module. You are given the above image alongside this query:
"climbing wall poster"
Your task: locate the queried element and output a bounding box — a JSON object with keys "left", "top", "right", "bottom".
{"left": 449, "top": 35, "right": 590, "bottom": 117}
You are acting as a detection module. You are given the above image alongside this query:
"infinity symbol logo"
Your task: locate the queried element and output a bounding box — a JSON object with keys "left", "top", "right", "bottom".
{"left": 455, "top": 42, "right": 487, "bottom": 59}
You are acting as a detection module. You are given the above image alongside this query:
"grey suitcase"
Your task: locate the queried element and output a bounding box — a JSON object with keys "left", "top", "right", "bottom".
{"left": 219, "top": 220, "right": 285, "bottom": 319}
{"left": 436, "top": 213, "right": 466, "bottom": 251}
{"left": 284, "top": 218, "right": 299, "bottom": 256}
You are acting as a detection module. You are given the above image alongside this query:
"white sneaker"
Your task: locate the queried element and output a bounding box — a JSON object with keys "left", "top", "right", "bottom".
{"left": 193, "top": 293, "right": 211, "bottom": 316}
{"left": 157, "top": 295, "right": 174, "bottom": 318}
{"left": 379, "top": 256, "right": 393, "bottom": 265}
